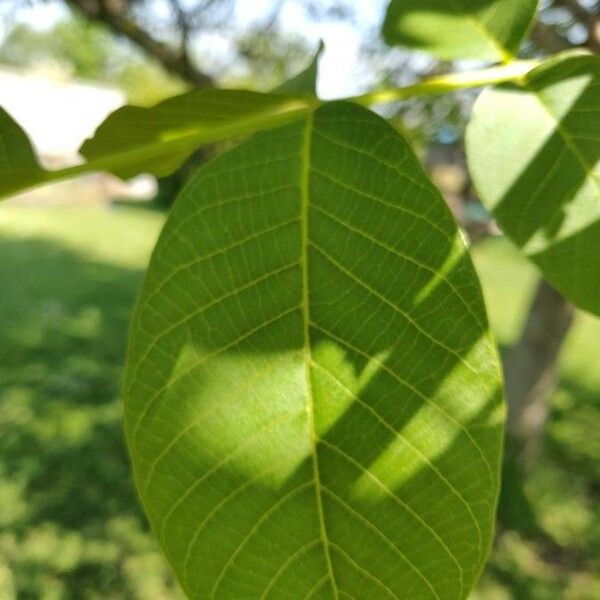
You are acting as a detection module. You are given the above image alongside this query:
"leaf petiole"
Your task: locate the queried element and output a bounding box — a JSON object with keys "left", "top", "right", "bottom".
{"left": 348, "top": 60, "right": 540, "bottom": 107}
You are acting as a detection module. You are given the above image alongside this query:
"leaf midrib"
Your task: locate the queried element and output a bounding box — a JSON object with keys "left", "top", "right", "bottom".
{"left": 299, "top": 114, "right": 456, "bottom": 600}
{"left": 300, "top": 110, "right": 340, "bottom": 599}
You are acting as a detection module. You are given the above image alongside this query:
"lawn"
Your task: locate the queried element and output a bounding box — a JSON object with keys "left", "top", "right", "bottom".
{"left": 0, "top": 204, "right": 598, "bottom": 599}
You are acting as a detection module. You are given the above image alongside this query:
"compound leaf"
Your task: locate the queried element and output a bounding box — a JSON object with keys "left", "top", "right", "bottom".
{"left": 125, "top": 101, "right": 503, "bottom": 599}
{"left": 383, "top": 0, "right": 538, "bottom": 62}
{"left": 467, "top": 53, "right": 600, "bottom": 316}
{"left": 0, "top": 90, "right": 314, "bottom": 200}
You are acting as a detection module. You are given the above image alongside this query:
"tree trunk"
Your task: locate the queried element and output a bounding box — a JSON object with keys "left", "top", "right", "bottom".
{"left": 504, "top": 279, "right": 575, "bottom": 468}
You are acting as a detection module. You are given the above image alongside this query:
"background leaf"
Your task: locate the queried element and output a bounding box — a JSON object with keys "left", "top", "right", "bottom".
{"left": 274, "top": 40, "right": 324, "bottom": 96}
{"left": 0, "top": 107, "right": 47, "bottom": 198}
{"left": 79, "top": 89, "right": 314, "bottom": 179}
{"left": 125, "top": 101, "right": 503, "bottom": 599}
{"left": 467, "top": 53, "right": 600, "bottom": 316}
{"left": 382, "top": 0, "right": 538, "bottom": 62}
{"left": 0, "top": 90, "right": 313, "bottom": 201}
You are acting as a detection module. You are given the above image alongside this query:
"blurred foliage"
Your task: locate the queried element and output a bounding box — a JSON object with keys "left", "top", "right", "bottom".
{"left": 0, "top": 16, "right": 310, "bottom": 98}
{"left": 0, "top": 5, "right": 313, "bottom": 103}
{"left": 1, "top": 18, "right": 116, "bottom": 79}
{"left": 0, "top": 16, "right": 186, "bottom": 105}
{"left": 225, "top": 27, "right": 310, "bottom": 90}
{"left": 0, "top": 206, "right": 597, "bottom": 598}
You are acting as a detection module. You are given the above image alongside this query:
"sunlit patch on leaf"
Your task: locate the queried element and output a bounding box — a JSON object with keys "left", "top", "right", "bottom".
{"left": 467, "top": 53, "right": 600, "bottom": 316}
{"left": 383, "top": 0, "right": 538, "bottom": 62}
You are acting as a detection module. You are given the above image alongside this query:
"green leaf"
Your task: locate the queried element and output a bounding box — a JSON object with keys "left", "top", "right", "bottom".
{"left": 466, "top": 53, "right": 600, "bottom": 316}
{"left": 0, "top": 107, "right": 47, "bottom": 197}
{"left": 0, "top": 90, "right": 314, "bottom": 200}
{"left": 80, "top": 89, "right": 315, "bottom": 179}
{"left": 0, "top": 43, "right": 322, "bottom": 201}
{"left": 125, "top": 101, "right": 503, "bottom": 599}
{"left": 382, "top": 0, "right": 538, "bottom": 62}
{"left": 274, "top": 40, "right": 324, "bottom": 96}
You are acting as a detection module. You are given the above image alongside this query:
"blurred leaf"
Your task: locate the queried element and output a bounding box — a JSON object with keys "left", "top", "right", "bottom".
{"left": 382, "top": 0, "right": 538, "bottom": 62}
{"left": 0, "top": 108, "right": 47, "bottom": 197}
{"left": 125, "top": 101, "right": 503, "bottom": 598}
{"left": 0, "top": 90, "right": 315, "bottom": 200}
{"left": 274, "top": 40, "right": 324, "bottom": 96}
{"left": 467, "top": 53, "right": 600, "bottom": 316}
{"left": 79, "top": 89, "right": 315, "bottom": 179}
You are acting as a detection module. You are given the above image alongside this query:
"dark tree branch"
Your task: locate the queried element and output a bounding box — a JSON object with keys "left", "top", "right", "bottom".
{"left": 65, "top": 0, "right": 214, "bottom": 86}
{"left": 168, "top": 0, "right": 191, "bottom": 59}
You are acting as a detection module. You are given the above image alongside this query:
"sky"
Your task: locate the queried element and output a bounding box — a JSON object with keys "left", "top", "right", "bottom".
{"left": 0, "top": 0, "right": 389, "bottom": 98}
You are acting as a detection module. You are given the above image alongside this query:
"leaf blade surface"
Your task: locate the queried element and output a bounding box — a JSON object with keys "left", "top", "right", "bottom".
{"left": 125, "top": 101, "right": 504, "bottom": 599}
{"left": 467, "top": 53, "right": 600, "bottom": 315}
{"left": 383, "top": 0, "right": 538, "bottom": 61}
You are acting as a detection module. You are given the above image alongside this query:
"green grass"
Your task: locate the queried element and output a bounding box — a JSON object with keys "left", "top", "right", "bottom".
{"left": 0, "top": 205, "right": 597, "bottom": 599}
{"left": 0, "top": 205, "right": 182, "bottom": 599}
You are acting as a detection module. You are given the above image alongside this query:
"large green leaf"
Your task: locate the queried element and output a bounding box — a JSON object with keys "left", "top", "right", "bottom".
{"left": 125, "top": 101, "right": 503, "bottom": 599}
{"left": 383, "top": 0, "right": 538, "bottom": 62}
{"left": 467, "top": 53, "right": 600, "bottom": 316}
